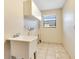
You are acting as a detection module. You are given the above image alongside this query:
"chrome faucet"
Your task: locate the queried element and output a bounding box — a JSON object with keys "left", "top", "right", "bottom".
{"left": 13, "top": 33, "right": 21, "bottom": 38}
{"left": 26, "top": 27, "right": 34, "bottom": 36}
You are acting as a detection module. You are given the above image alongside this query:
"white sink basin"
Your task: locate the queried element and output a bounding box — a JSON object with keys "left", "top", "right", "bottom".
{"left": 7, "top": 35, "right": 38, "bottom": 42}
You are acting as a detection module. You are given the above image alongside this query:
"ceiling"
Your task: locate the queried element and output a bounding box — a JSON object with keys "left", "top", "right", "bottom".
{"left": 34, "top": 0, "right": 66, "bottom": 11}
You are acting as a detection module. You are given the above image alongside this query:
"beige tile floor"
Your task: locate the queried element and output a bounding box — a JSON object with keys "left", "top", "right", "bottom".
{"left": 37, "top": 43, "right": 70, "bottom": 59}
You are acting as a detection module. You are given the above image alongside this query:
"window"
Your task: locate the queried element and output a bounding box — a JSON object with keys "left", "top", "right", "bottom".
{"left": 43, "top": 15, "right": 56, "bottom": 28}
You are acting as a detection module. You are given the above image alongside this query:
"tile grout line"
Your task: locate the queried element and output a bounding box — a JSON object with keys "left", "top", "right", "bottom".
{"left": 62, "top": 44, "right": 72, "bottom": 59}
{"left": 44, "top": 43, "right": 49, "bottom": 59}
{"left": 37, "top": 43, "right": 70, "bottom": 59}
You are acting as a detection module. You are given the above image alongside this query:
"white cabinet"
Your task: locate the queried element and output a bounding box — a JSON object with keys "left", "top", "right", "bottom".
{"left": 23, "top": 0, "right": 31, "bottom": 16}
{"left": 32, "top": 1, "right": 41, "bottom": 21}
{"left": 11, "top": 40, "right": 37, "bottom": 59}
{"left": 23, "top": 0, "right": 41, "bottom": 21}
{"left": 9, "top": 35, "right": 38, "bottom": 59}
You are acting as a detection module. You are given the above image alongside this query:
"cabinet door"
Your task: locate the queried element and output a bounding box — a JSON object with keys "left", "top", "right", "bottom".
{"left": 32, "top": 1, "right": 41, "bottom": 20}
{"left": 29, "top": 40, "right": 37, "bottom": 59}
{"left": 23, "top": 0, "right": 31, "bottom": 16}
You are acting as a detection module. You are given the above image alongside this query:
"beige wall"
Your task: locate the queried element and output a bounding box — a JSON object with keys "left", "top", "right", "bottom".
{"left": 24, "top": 18, "right": 39, "bottom": 36}
{"left": 4, "top": 0, "right": 24, "bottom": 40}
{"left": 62, "top": 0, "right": 75, "bottom": 59}
{"left": 40, "top": 9, "right": 63, "bottom": 43}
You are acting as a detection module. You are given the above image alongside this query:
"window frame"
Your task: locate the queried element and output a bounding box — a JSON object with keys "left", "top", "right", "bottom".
{"left": 43, "top": 15, "right": 56, "bottom": 28}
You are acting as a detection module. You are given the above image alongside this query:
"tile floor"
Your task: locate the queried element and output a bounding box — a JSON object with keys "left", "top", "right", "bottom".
{"left": 37, "top": 43, "right": 70, "bottom": 59}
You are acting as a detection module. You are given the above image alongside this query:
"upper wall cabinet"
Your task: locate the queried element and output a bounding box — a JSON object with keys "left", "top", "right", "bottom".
{"left": 23, "top": 0, "right": 41, "bottom": 21}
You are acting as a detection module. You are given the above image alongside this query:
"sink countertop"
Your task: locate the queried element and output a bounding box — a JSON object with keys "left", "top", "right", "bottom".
{"left": 7, "top": 35, "right": 38, "bottom": 42}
